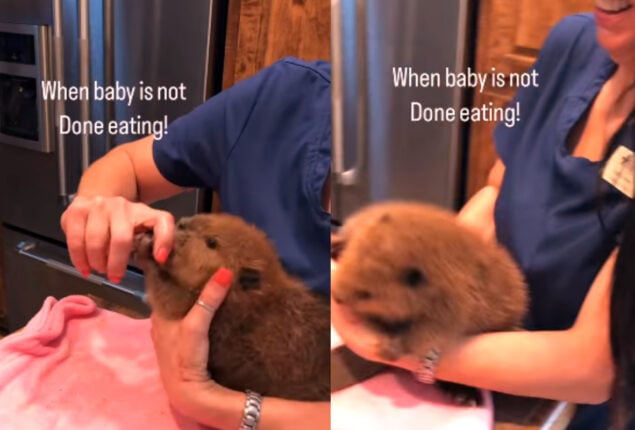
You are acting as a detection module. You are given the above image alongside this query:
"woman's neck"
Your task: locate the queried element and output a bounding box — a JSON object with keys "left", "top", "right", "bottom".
{"left": 569, "top": 66, "right": 635, "bottom": 162}
{"left": 602, "top": 67, "right": 635, "bottom": 122}
{"left": 612, "top": 67, "right": 635, "bottom": 96}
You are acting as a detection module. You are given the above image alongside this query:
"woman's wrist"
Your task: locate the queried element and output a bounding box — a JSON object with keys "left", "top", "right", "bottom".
{"left": 177, "top": 383, "right": 244, "bottom": 430}
{"left": 418, "top": 337, "right": 470, "bottom": 383}
{"left": 184, "top": 388, "right": 330, "bottom": 430}
{"left": 239, "top": 390, "right": 264, "bottom": 430}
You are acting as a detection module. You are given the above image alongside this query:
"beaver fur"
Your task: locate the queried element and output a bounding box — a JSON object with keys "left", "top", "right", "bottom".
{"left": 332, "top": 201, "right": 528, "bottom": 363}
{"left": 134, "top": 213, "right": 330, "bottom": 401}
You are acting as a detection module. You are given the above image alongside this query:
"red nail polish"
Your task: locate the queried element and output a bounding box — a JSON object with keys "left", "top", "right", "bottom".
{"left": 212, "top": 267, "right": 233, "bottom": 287}
{"left": 155, "top": 248, "right": 169, "bottom": 263}
{"left": 81, "top": 270, "right": 90, "bottom": 278}
{"left": 110, "top": 277, "right": 122, "bottom": 284}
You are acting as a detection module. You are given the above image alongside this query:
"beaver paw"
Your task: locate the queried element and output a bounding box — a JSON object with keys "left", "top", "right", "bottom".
{"left": 436, "top": 381, "right": 483, "bottom": 407}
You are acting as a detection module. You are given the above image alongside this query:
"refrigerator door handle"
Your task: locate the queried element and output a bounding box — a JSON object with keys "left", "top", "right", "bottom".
{"left": 331, "top": 0, "right": 346, "bottom": 180}
{"left": 103, "top": 0, "right": 115, "bottom": 152}
{"left": 53, "top": 0, "right": 95, "bottom": 204}
{"left": 78, "top": 0, "right": 91, "bottom": 171}
{"left": 16, "top": 241, "right": 147, "bottom": 301}
{"left": 53, "top": 0, "right": 70, "bottom": 204}
{"left": 332, "top": 0, "right": 368, "bottom": 187}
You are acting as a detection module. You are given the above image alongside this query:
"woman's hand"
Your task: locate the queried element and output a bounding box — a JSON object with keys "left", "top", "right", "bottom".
{"left": 332, "top": 298, "right": 420, "bottom": 371}
{"left": 330, "top": 258, "right": 383, "bottom": 362}
{"left": 331, "top": 259, "right": 419, "bottom": 370}
{"left": 152, "top": 266, "right": 330, "bottom": 429}
{"left": 151, "top": 268, "right": 244, "bottom": 428}
{"left": 61, "top": 195, "right": 175, "bottom": 282}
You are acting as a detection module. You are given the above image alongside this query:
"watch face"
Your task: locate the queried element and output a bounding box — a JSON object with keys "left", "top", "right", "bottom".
{"left": 0, "top": 73, "right": 38, "bottom": 140}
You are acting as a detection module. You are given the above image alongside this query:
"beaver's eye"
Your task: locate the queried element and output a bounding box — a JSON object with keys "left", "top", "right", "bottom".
{"left": 402, "top": 267, "right": 425, "bottom": 288}
{"left": 205, "top": 238, "right": 218, "bottom": 249}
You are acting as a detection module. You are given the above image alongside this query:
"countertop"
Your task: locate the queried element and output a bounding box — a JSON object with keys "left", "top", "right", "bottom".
{"left": 494, "top": 393, "right": 576, "bottom": 430}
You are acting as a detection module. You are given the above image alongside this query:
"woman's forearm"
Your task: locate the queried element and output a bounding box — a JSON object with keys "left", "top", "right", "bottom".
{"left": 433, "top": 328, "right": 612, "bottom": 404}
{"left": 192, "top": 387, "right": 329, "bottom": 430}
{"left": 76, "top": 135, "right": 183, "bottom": 202}
{"left": 258, "top": 399, "right": 329, "bottom": 430}
{"left": 457, "top": 185, "right": 499, "bottom": 242}
{"left": 77, "top": 143, "right": 141, "bottom": 200}
{"left": 392, "top": 253, "right": 617, "bottom": 405}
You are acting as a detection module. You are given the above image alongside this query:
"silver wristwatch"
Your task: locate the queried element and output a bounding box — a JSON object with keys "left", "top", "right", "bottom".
{"left": 239, "top": 390, "right": 263, "bottom": 430}
{"left": 413, "top": 347, "right": 441, "bottom": 384}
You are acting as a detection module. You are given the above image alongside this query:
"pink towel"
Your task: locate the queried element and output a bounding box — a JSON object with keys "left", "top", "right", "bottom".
{"left": 0, "top": 295, "right": 206, "bottom": 430}
{"left": 331, "top": 327, "right": 494, "bottom": 430}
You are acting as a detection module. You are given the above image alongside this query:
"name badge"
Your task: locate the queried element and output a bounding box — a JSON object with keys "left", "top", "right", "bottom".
{"left": 602, "top": 145, "right": 635, "bottom": 198}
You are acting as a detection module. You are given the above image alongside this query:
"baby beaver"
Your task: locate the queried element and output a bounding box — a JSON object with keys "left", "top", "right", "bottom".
{"left": 134, "top": 213, "right": 330, "bottom": 401}
{"left": 332, "top": 201, "right": 528, "bottom": 367}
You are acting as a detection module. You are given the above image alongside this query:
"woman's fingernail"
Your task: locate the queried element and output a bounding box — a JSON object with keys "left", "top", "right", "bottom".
{"left": 81, "top": 270, "right": 90, "bottom": 278}
{"left": 155, "top": 248, "right": 169, "bottom": 264}
{"left": 110, "top": 276, "right": 122, "bottom": 284}
{"left": 212, "top": 267, "right": 233, "bottom": 287}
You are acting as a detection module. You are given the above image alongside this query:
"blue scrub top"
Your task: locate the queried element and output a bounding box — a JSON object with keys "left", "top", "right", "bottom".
{"left": 495, "top": 14, "right": 635, "bottom": 331}
{"left": 152, "top": 58, "right": 331, "bottom": 297}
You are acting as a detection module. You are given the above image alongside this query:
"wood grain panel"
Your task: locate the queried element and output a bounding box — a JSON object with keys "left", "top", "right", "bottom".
{"left": 223, "top": 0, "right": 330, "bottom": 89}
{"left": 467, "top": 0, "right": 595, "bottom": 197}
{"left": 265, "top": 0, "right": 330, "bottom": 65}
{"left": 516, "top": 0, "right": 594, "bottom": 51}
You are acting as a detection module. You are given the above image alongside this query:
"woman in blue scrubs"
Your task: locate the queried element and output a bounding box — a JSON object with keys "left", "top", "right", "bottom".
{"left": 334, "top": 6, "right": 635, "bottom": 430}
{"left": 61, "top": 58, "right": 331, "bottom": 429}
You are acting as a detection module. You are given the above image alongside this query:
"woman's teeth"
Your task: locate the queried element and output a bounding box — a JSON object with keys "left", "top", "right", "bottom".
{"left": 596, "top": 0, "right": 633, "bottom": 13}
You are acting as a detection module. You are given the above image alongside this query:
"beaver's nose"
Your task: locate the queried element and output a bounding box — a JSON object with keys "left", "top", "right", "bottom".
{"left": 176, "top": 217, "right": 193, "bottom": 230}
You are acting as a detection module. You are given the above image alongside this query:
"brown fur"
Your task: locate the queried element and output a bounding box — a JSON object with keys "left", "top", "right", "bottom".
{"left": 134, "top": 213, "right": 330, "bottom": 401}
{"left": 332, "top": 202, "right": 528, "bottom": 362}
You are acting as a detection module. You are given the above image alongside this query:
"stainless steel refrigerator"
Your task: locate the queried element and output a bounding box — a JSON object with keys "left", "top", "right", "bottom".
{"left": 0, "top": 0, "right": 225, "bottom": 329}
{"left": 331, "top": 0, "right": 475, "bottom": 222}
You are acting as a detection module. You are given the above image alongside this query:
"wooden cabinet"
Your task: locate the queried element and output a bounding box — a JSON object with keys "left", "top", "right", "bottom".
{"left": 222, "top": 0, "right": 330, "bottom": 89}
{"left": 467, "top": 0, "right": 595, "bottom": 197}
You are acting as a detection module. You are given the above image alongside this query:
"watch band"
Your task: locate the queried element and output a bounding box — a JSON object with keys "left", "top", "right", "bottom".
{"left": 413, "top": 347, "right": 441, "bottom": 384}
{"left": 239, "top": 390, "right": 263, "bottom": 430}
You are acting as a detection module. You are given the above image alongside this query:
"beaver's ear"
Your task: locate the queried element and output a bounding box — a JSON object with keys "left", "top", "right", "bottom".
{"left": 238, "top": 268, "right": 261, "bottom": 291}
